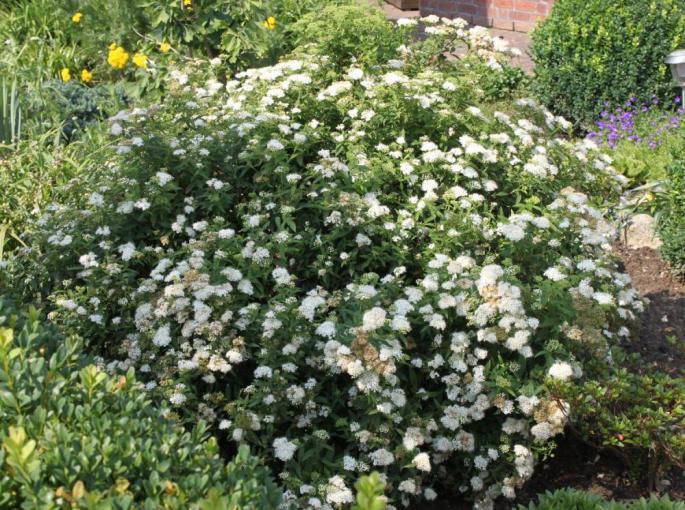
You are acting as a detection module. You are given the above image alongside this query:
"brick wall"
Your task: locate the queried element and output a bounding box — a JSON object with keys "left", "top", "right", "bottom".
{"left": 420, "top": 0, "right": 553, "bottom": 32}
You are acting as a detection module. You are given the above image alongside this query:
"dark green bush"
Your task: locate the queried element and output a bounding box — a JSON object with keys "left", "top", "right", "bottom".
{"left": 531, "top": 0, "right": 685, "bottom": 127}
{"left": 557, "top": 365, "right": 685, "bottom": 482}
{"left": 0, "top": 299, "right": 282, "bottom": 509}
{"left": 656, "top": 149, "right": 685, "bottom": 275}
{"left": 521, "top": 489, "right": 685, "bottom": 510}
{"left": 32, "top": 81, "right": 129, "bottom": 141}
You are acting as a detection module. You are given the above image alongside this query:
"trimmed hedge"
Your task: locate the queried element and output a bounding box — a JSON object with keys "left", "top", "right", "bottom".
{"left": 0, "top": 299, "right": 282, "bottom": 509}
{"left": 531, "top": 0, "right": 685, "bottom": 127}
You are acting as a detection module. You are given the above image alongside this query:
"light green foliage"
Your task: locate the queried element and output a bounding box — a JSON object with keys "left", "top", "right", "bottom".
{"left": 352, "top": 473, "right": 387, "bottom": 510}
{"left": 531, "top": 0, "right": 685, "bottom": 127}
{"left": 0, "top": 124, "right": 109, "bottom": 253}
{"left": 0, "top": 78, "right": 21, "bottom": 145}
{"left": 601, "top": 110, "right": 685, "bottom": 184}
{"left": 0, "top": 298, "right": 282, "bottom": 509}
{"left": 290, "top": 4, "right": 408, "bottom": 70}
{"left": 610, "top": 136, "right": 682, "bottom": 185}
{"left": 520, "top": 489, "right": 685, "bottom": 510}
{"left": 655, "top": 148, "right": 685, "bottom": 275}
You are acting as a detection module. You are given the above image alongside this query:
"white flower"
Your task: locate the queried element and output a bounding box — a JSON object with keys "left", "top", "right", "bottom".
{"left": 348, "top": 68, "right": 364, "bottom": 80}
{"left": 369, "top": 448, "right": 394, "bottom": 466}
{"left": 316, "top": 321, "right": 336, "bottom": 339}
{"left": 79, "top": 252, "right": 98, "bottom": 268}
{"left": 266, "top": 139, "right": 285, "bottom": 151}
{"left": 412, "top": 452, "right": 431, "bottom": 472}
{"left": 156, "top": 171, "right": 174, "bottom": 186}
{"left": 272, "top": 267, "right": 291, "bottom": 285}
{"left": 498, "top": 223, "right": 525, "bottom": 242}
{"left": 593, "top": 292, "right": 614, "bottom": 305}
{"left": 362, "top": 307, "right": 386, "bottom": 331}
{"left": 325, "top": 476, "right": 354, "bottom": 505}
{"left": 273, "top": 437, "right": 297, "bottom": 461}
{"left": 548, "top": 361, "right": 573, "bottom": 381}
{"left": 424, "top": 487, "right": 438, "bottom": 500}
{"left": 544, "top": 267, "right": 566, "bottom": 281}
{"left": 117, "top": 242, "right": 135, "bottom": 261}
{"left": 254, "top": 366, "right": 273, "bottom": 379}
{"left": 152, "top": 324, "right": 171, "bottom": 347}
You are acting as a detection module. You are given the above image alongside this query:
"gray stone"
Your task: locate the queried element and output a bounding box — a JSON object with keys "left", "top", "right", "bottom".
{"left": 624, "top": 214, "right": 662, "bottom": 249}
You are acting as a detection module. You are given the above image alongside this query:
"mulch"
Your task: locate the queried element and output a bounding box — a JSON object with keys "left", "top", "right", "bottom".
{"left": 414, "top": 244, "right": 685, "bottom": 509}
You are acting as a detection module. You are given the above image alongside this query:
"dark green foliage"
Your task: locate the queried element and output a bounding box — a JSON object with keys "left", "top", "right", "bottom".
{"left": 0, "top": 299, "right": 282, "bottom": 509}
{"left": 520, "top": 489, "right": 685, "bottom": 510}
{"left": 531, "top": 0, "right": 685, "bottom": 127}
{"left": 481, "top": 64, "right": 529, "bottom": 101}
{"left": 34, "top": 81, "right": 128, "bottom": 141}
{"left": 559, "top": 366, "right": 685, "bottom": 478}
{"left": 656, "top": 149, "right": 685, "bottom": 275}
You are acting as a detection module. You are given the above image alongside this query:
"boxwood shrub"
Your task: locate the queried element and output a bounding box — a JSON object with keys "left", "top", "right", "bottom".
{"left": 0, "top": 299, "right": 282, "bottom": 509}
{"left": 531, "top": 0, "right": 685, "bottom": 127}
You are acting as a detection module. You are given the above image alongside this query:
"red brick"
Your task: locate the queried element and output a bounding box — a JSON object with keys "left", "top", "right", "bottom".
{"left": 514, "top": 0, "right": 537, "bottom": 12}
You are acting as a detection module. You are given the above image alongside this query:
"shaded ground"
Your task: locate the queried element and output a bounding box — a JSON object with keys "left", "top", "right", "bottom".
{"left": 415, "top": 244, "right": 685, "bottom": 509}
{"left": 615, "top": 244, "right": 685, "bottom": 377}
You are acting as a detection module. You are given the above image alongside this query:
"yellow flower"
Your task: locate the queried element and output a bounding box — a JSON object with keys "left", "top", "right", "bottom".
{"left": 159, "top": 41, "right": 171, "bottom": 53}
{"left": 183, "top": 0, "right": 192, "bottom": 8}
{"left": 133, "top": 52, "right": 148, "bottom": 69}
{"left": 108, "top": 44, "right": 129, "bottom": 69}
{"left": 60, "top": 68, "right": 71, "bottom": 82}
{"left": 80, "top": 69, "right": 93, "bottom": 83}
{"left": 72, "top": 12, "right": 83, "bottom": 23}
{"left": 262, "top": 16, "right": 277, "bottom": 30}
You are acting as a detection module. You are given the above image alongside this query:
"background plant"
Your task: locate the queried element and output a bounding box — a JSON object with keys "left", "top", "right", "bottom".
{"left": 587, "top": 96, "right": 685, "bottom": 183}
{"left": 0, "top": 123, "right": 110, "bottom": 254}
{"left": 0, "top": 298, "right": 283, "bottom": 509}
{"left": 520, "top": 489, "right": 685, "bottom": 510}
{"left": 654, "top": 148, "right": 685, "bottom": 276}
{"left": 0, "top": 78, "right": 21, "bottom": 146}
{"left": 531, "top": 0, "right": 685, "bottom": 128}
{"left": 554, "top": 359, "right": 685, "bottom": 491}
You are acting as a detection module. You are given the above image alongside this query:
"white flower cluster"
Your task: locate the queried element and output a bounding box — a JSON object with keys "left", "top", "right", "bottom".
{"left": 25, "top": 21, "right": 642, "bottom": 510}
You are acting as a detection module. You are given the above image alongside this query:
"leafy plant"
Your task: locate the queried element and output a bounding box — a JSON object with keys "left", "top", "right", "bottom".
{"left": 352, "top": 473, "right": 387, "bottom": 510}
{"left": 0, "top": 77, "right": 21, "bottom": 146}
{"left": 587, "top": 96, "right": 685, "bottom": 183}
{"left": 0, "top": 125, "right": 107, "bottom": 254}
{"left": 654, "top": 147, "right": 685, "bottom": 275}
{"left": 555, "top": 363, "right": 685, "bottom": 490}
{"left": 290, "top": 4, "right": 410, "bottom": 70}
{"left": 531, "top": 0, "right": 685, "bottom": 128}
{"left": 0, "top": 298, "right": 283, "bottom": 508}
{"left": 1, "top": 21, "right": 640, "bottom": 509}
{"left": 520, "top": 488, "right": 685, "bottom": 509}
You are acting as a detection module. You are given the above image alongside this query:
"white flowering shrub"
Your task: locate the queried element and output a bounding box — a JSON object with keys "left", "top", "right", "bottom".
{"left": 7, "top": 19, "right": 643, "bottom": 509}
